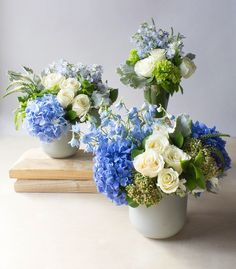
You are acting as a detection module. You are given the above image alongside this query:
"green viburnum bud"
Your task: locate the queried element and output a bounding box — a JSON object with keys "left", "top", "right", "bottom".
{"left": 153, "top": 59, "right": 181, "bottom": 94}
{"left": 126, "top": 172, "right": 161, "bottom": 207}
{"left": 183, "top": 138, "right": 221, "bottom": 180}
{"left": 127, "top": 49, "right": 140, "bottom": 65}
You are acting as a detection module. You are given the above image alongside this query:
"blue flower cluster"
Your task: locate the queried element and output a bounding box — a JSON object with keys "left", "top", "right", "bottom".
{"left": 77, "top": 63, "right": 103, "bottom": 84}
{"left": 94, "top": 138, "right": 133, "bottom": 205}
{"left": 82, "top": 103, "right": 158, "bottom": 205}
{"left": 132, "top": 22, "right": 169, "bottom": 58}
{"left": 131, "top": 21, "right": 184, "bottom": 60}
{"left": 43, "top": 59, "right": 79, "bottom": 78}
{"left": 192, "top": 121, "right": 231, "bottom": 171}
{"left": 43, "top": 59, "right": 106, "bottom": 92}
{"left": 24, "top": 94, "right": 68, "bottom": 142}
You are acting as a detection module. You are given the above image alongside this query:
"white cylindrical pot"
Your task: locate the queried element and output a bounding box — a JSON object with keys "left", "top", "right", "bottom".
{"left": 41, "top": 131, "right": 77, "bottom": 159}
{"left": 129, "top": 195, "right": 187, "bottom": 239}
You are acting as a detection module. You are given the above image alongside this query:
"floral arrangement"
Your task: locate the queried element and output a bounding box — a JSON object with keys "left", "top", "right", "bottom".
{"left": 80, "top": 103, "right": 231, "bottom": 207}
{"left": 117, "top": 19, "right": 196, "bottom": 114}
{"left": 4, "top": 59, "right": 118, "bottom": 144}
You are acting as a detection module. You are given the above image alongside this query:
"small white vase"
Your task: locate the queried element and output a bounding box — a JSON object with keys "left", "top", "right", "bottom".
{"left": 41, "top": 131, "right": 77, "bottom": 159}
{"left": 129, "top": 195, "right": 187, "bottom": 239}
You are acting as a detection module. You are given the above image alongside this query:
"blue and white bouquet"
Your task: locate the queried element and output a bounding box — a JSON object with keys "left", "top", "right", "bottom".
{"left": 117, "top": 19, "right": 196, "bottom": 115}
{"left": 81, "top": 103, "right": 231, "bottom": 207}
{"left": 4, "top": 59, "right": 118, "bottom": 144}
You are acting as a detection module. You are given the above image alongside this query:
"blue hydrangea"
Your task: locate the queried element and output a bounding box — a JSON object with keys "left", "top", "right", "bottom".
{"left": 24, "top": 94, "right": 68, "bottom": 142}
{"left": 192, "top": 121, "right": 231, "bottom": 171}
{"left": 93, "top": 137, "right": 133, "bottom": 205}
{"left": 82, "top": 104, "right": 158, "bottom": 205}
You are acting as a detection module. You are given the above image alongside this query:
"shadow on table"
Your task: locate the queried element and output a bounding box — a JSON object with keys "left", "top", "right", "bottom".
{"left": 160, "top": 210, "right": 236, "bottom": 253}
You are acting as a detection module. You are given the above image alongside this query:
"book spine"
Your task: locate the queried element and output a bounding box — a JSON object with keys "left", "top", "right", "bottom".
{"left": 14, "top": 179, "right": 97, "bottom": 193}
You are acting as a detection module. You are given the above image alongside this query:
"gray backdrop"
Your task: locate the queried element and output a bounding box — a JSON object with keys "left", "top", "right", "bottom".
{"left": 1, "top": 0, "right": 236, "bottom": 136}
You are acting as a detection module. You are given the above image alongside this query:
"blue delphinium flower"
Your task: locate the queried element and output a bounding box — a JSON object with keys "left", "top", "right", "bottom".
{"left": 93, "top": 137, "right": 133, "bottom": 205}
{"left": 24, "top": 94, "right": 68, "bottom": 142}
{"left": 77, "top": 63, "right": 103, "bottom": 84}
{"left": 69, "top": 136, "right": 80, "bottom": 148}
{"left": 132, "top": 22, "right": 169, "bottom": 58}
{"left": 43, "top": 59, "right": 79, "bottom": 78}
{"left": 82, "top": 104, "right": 158, "bottom": 205}
{"left": 71, "top": 122, "right": 80, "bottom": 133}
{"left": 192, "top": 121, "right": 231, "bottom": 171}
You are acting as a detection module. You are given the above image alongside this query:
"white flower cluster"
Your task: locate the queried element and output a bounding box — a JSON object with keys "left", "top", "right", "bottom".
{"left": 134, "top": 49, "right": 166, "bottom": 78}
{"left": 133, "top": 127, "right": 190, "bottom": 196}
{"left": 134, "top": 48, "right": 196, "bottom": 79}
{"left": 42, "top": 73, "right": 90, "bottom": 120}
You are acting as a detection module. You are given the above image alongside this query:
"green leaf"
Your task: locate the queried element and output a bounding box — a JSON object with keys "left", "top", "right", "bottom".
{"left": 3, "top": 85, "right": 26, "bottom": 97}
{"left": 172, "top": 131, "right": 184, "bottom": 148}
{"left": 109, "top": 88, "right": 118, "bottom": 103}
{"left": 186, "top": 177, "right": 197, "bottom": 191}
{"left": 142, "top": 136, "right": 150, "bottom": 149}
{"left": 127, "top": 196, "right": 139, "bottom": 208}
{"left": 22, "top": 66, "right": 33, "bottom": 74}
{"left": 87, "top": 108, "right": 101, "bottom": 126}
{"left": 65, "top": 110, "right": 77, "bottom": 121}
{"left": 170, "top": 114, "right": 192, "bottom": 139}
{"left": 131, "top": 149, "right": 144, "bottom": 159}
{"left": 181, "top": 159, "right": 192, "bottom": 171}
{"left": 117, "top": 64, "right": 151, "bottom": 89}
{"left": 194, "top": 150, "right": 204, "bottom": 167}
{"left": 193, "top": 164, "right": 206, "bottom": 189}
{"left": 8, "top": 70, "right": 34, "bottom": 83}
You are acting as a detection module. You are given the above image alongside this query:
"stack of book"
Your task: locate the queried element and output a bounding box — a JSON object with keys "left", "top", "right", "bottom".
{"left": 9, "top": 148, "right": 97, "bottom": 193}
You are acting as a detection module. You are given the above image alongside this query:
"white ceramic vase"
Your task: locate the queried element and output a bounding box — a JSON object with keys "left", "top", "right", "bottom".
{"left": 41, "top": 131, "right": 77, "bottom": 159}
{"left": 129, "top": 195, "right": 187, "bottom": 239}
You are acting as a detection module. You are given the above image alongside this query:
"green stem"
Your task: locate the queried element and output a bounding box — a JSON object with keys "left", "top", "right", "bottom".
{"left": 144, "top": 84, "right": 169, "bottom": 118}
{"left": 200, "top": 133, "right": 230, "bottom": 140}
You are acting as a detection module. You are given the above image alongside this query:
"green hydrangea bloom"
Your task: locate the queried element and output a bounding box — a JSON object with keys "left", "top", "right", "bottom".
{"left": 153, "top": 59, "right": 181, "bottom": 94}
{"left": 183, "top": 138, "right": 220, "bottom": 180}
{"left": 126, "top": 49, "right": 140, "bottom": 65}
{"left": 126, "top": 172, "right": 161, "bottom": 207}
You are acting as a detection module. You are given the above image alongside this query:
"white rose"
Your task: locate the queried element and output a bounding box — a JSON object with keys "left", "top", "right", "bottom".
{"left": 134, "top": 57, "right": 156, "bottom": 78}
{"left": 180, "top": 57, "right": 196, "bottom": 78}
{"left": 157, "top": 168, "right": 179, "bottom": 194}
{"left": 57, "top": 88, "right": 74, "bottom": 108}
{"left": 42, "top": 73, "right": 65, "bottom": 89}
{"left": 133, "top": 149, "right": 164, "bottom": 178}
{"left": 149, "top": 49, "right": 166, "bottom": 62}
{"left": 60, "top": 78, "right": 80, "bottom": 94}
{"left": 72, "top": 94, "right": 90, "bottom": 119}
{"left": 145, "top": 133, "right": 169, "bottom": 154}
{"left": 134, "top": 49, "right": 166, "bottom": 78}
{"left": 163, "top": 145, "right": 190, "bottom": 174}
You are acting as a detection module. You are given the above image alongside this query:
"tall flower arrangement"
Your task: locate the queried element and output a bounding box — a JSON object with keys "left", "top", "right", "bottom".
{"left": 4, "top": 59, "right": 118, "bottom": 145}
{"left": 117, "top": 19, "right": 196, "bottom": 117}
{"left": 81, "top": 103, "right": 230, "bottom": 207}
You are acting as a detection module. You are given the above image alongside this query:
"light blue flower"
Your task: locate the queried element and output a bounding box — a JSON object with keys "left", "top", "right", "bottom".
{"left": 69, "top": 136, "right": 80, "bottom": 148}
{"left": 72, "top": 122, "right": 80, "bottom": 133}
{"left": 24, "top": 94, "right": 68, "bottom": 142}
{"left": 93, "top": 138, "right": 134, "bottom": 205}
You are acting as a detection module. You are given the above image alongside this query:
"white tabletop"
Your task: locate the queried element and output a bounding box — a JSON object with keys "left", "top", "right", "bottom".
{"left": 0, "top": 136, "right": 235, "bottom": 269}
